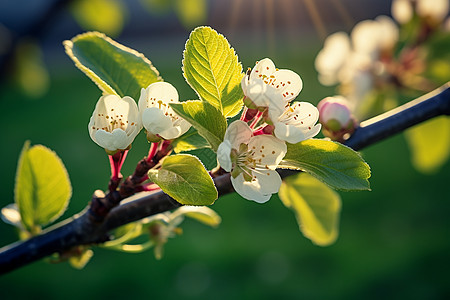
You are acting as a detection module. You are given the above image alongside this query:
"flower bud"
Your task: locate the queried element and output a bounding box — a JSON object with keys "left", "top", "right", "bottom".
{"left": 318, "top": 96, "right": 357, "bottom": 141}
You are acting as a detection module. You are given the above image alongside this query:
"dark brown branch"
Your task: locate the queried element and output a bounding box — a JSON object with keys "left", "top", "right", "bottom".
{"left": 0, "top": 83, "right": 449, "bottom": 275}
{"left": 345, "top": 82, "right": 450, "bottom": 150}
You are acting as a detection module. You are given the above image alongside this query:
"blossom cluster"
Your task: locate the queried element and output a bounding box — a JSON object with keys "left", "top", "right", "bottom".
{"left": 315, "top": 15, "right": 399, "bottom": 116}
{"left": 314, "top": 0, "right": 449, "bottom": 140}
{"left": 88, "top": 82, "right": 191, "bottom": 153}
{"left": 87, "top": 58, "right": 322, "bottom": 204}
{"left": 218, "top": 58, "right": 321, "bottom": 203}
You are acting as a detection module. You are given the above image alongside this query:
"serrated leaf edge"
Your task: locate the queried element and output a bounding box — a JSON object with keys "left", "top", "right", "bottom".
{"left": 15, "top": 142, "right": 72, "bottom": 229}
{"left": 182, "top": 26, "right": 244, "bottom": 118}
{"left": 64, "top": 31, "right": 162, "bottom": 96}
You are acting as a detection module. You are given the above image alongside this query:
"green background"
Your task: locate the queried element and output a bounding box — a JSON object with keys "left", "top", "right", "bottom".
{"left": 1, "top": 1, "right": 449, "bottom": 298}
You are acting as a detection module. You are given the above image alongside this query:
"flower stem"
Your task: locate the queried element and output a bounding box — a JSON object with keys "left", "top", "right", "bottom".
{"left": 249, "top": 111, "right": 263, "bottom": 129}
{"left": 240, "top": 106, "right": 248, "bottom": 121}
{"left": 146, "top": 142, "right": 159, "bottom": 163}
{"left": 108, "top": 150, "right": 128, "bottom": 192}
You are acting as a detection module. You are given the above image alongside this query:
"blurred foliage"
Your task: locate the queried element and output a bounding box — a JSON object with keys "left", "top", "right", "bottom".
{"left": 405, "top": 116, "right": 450, "bottom": 174}
{"left": 12, "top": 40, "right": 49, "bottom": 98}
{"left": 141, "top": 0, "right": 208, "bottom": 29}
{"left": 70, "top": 0, "right": 127, "bottom": 37}
{"left": 279, "top": 173, "right": 341, "bottom": 246}
{"left": 5, "top": 0, "right": 206, "bottom": 99}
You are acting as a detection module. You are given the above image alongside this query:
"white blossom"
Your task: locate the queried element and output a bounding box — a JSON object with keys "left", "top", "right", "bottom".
{"left": 138, "top": 82, "right": 191, "bottom": 140}
{"left": 269, "top": 102, "right": 321, "bottom": 144}
{"left": 241, "top": 58, "right": 303, "bottom": 109}
{"left": 417, "top": 0, "right": 449, "bottom": 24}
{"left": 88, "top": 94, "right": 141, "bottom": 152}
{"left": 351, "top": 16, "right": 398, "bottom": 59}
{"left": 392, "top": 0, "right": 449, "bottom": 25}
{"left": 217, "top": 120, "right": 287, "bottom": 203}
{"left": 315, "top": 32, "right": 352, "bottom": 85}
{"left": 392, "top": 0, "right": 414, "bottom": 24}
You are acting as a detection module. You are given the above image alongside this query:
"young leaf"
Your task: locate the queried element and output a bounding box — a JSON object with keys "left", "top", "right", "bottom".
{"left": 278, "top": 173, "right": 341, "bottom": 246}
{"left": 171, "top": 206, "right": 221, "bottom": 227}
{"left": 148, "top": 154, "right": 218, "bottom": 205}
{"left": 170, "top": 100, "right": 227, "bottom": 151}
{"left": 64, "top": 31, "right": 162, "bottom": 101}
{"left": 183, "top": 26, "right": 244, "bottom": 118}
{"left": 69, "top": 248, "right": 94, "bottom": 269}
{"left": 279, "top": 139, "right": 371, "bottom": 191}
{"left": 405, "top": 116, "right": 450, "bottom": 174}
{"left": 15, "top": 142, "right": 72, "bottom": 231}
{"left": 172, "top": 127, "right": 210, "bottom": 153}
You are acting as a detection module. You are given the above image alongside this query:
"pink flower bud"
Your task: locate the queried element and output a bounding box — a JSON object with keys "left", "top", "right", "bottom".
{"left": 318, "top": 97, "right": 353, "bottom": 131}
{"left": 318, "top": 96, "right": 357, "bottom": 141}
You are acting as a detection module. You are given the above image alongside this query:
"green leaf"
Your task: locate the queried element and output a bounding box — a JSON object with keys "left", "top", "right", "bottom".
{"left": 64, "top": 31, "right": 162, "bottom": 101}
{"left": 172, "top": 127, "right": 210, "bottom": 153}
{"left": 183, "top": 26, "right": 244, "bottom": 117}
{"left": 15, "top": 142, "right": 72, "bottom": 231}
{"left": 170, "top": 100, "right": 227, "bottom": 151}
{"left": 148, "top": 154, "right": 218, "bottom": 205}
{"left": 279, "top": 173, "right": 341, "bottom": 246}
{"left": 171, "top": 206, "right": 221, "bottom": 227}
{"left": 279, "top": 139, "right": 371, "bottom": 191}
{"left": 405, "top": 116, "right": 450, "bottom": 174}
{"left": 103, "top": 222, "right": 144, "bottom": 248}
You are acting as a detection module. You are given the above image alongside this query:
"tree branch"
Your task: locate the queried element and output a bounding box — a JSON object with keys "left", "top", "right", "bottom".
{"left": 0, "top": 83, "right": 449, "bottom": 275}
{"left": 345, "top": 82, "right": 450, "bottom": 150}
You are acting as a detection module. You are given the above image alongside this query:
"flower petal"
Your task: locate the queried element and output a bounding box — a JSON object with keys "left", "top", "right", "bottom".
{"left": 139, "top": 82, "right": 179, "bottom": 111}
{"left": 159, "top": 125, "right": 184, "bottom": 140}
{"left": 224, "top": 120, "right": 253, "bottom": 150}
{"left": 95, "top": 129, "right": 129, "bottom": 151}
{"left": 88, "top": 94, "right": 141, "bottom": 151}
{"left": 315, "top": 32, "right": 351, "bottom": 86}
{"left": 249, "top": 58, "right": 276, "bottom": 80}
{"left": 270, "top": 102, "right": 321, "bottom": 144}
{"left": 231, "top": 171, "right": 282, "bottom": 203}
{"left": 122, "top": 96, "right": 141, "bottom": 127}
{"left": 274, "top": 122, "right": 322, "bottom": 144}
{"left": 269, "top": 69, "right": 303, "bottom": 102}
{"left": 417, "top": 0, "right": 449, "bottom": 23}
{"left": 392, "top": 0, "right": 413, "bottom": 24}
{"left": 142, "top": 107, "right": 173, "bottom": 135}
{"left": 242, "top": 77, "right": 282, "bottom": 107}
{"left": 375, "top": 16, "right": 398, "bottom": 51}
{"left": 217, "top": 140, "right": 233, "bottom": 172}
{"left": 1, "top": 204, "right": 22, "bottom": 228}
{"left": 247, "top": 135, "right": 287, "bottom": 168}
{"left": 111, "top": 128, "right": 131, "bottom": 149}
{"left": 159, "top": 119, "right": 191, "bottom": 140}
